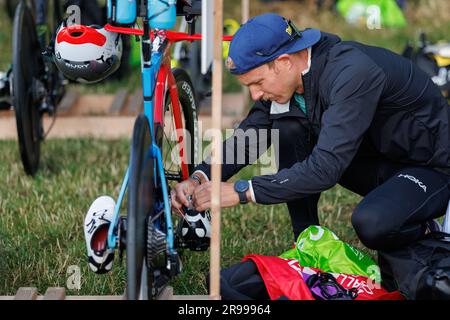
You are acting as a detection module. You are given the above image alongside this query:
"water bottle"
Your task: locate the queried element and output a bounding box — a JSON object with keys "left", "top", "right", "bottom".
{"left": 148, "top": 0, "right": 177, "bottom": 29}
{"left": 107, "top": 0, "right": 138, "bottom": 26}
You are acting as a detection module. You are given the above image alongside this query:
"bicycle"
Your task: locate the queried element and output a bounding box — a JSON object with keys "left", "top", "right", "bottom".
{"left": 8, "top": 0, "right": 66, "bottom": 175}
{"left": 5, "top": 0, "right": 34, "bottom": 21}
{"left": 172, "top": 17, "right": 239, "bottom": 105}
{"left": 78, "top": 1, "right": 232, "bottom": 300}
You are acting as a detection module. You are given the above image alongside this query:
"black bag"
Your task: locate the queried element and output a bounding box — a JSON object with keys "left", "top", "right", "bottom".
{"left": 378, "top": 233, "right": 450, "bottom": 300}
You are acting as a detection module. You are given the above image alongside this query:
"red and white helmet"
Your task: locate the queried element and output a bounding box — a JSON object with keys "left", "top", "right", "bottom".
{"left": 54, "top": 24, "right": 123, "bottom": 83}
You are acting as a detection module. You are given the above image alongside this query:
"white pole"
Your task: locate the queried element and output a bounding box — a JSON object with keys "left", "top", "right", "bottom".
{"left": 209, "top": 0, "right": 223, "bottom": 300}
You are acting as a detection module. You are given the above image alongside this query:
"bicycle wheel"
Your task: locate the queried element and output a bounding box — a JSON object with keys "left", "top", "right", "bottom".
{"left": 161, "top": 67, "right": 199, "bottom": 181}
{"left": 126, "top": 114, "right": 154, "bottom": 300}
{"left": 126, "top": 68, "right": 199, "bottom": 300}
{"left": 6, "top": 0, "right": 35, "bottom": 21}
{"left": 137, "top": 68, "right": 199, "bottom": 299}
{"left": 12, "top": 1, "right": 44, "bottom": 176}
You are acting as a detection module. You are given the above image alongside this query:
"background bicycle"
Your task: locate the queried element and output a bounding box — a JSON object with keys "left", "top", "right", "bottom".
{"left": 0, "top": 0, "right": 134, "bottom": 176}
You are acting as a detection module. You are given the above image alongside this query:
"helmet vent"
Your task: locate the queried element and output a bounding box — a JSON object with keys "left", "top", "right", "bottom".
{"left": 70, "top": 31, "right": 84, "bottom": 38}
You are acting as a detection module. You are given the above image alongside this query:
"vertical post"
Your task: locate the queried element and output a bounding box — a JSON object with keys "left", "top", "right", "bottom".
{"left": 241, "top": 0, "right": 250, "bottom": 109}
{"left": 242, "top": 0, "right": 250, "bottom": 23}
{"left": 209, "top": 0, "right": 223, "bottom": 300}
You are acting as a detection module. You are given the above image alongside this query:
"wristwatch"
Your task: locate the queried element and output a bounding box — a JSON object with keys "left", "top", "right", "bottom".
{"left": 234, "top": 180, "right": 249, "bottom": 204}
{"left": 189, "top": 173, "right": 202, "bottom": 185}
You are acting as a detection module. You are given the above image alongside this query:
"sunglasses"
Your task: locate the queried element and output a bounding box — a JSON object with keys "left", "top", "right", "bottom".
{"left": 255, "top": 19, "right": 303, "bottom": 57}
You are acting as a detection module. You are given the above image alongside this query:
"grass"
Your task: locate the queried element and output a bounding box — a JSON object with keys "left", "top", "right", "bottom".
{"left": 0, "top": 138, "right": 367, "bottom": 296}
{"left": 0, "top": 0, "right": 448, "bottom": 297}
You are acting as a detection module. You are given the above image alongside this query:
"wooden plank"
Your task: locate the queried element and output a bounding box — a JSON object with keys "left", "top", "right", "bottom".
{"left": 127, "top": 89, "right": 143, "bottom": 115}
{"left": 172, "top": 295, "right": 211, "bottom": 300}
{"left": 70, "top": 95, "right": 115, "bottom": 116}
{"left": 65, "top": 296, "right": 124, "bottom": 300}
{"left": 0, "top": 115, "right": 241, "bottom": 140}
{"left": 13, "top": 287, "right": 38, "bottom": 300}
{"left": 109, "top": 89, "right": 129, "bottom": 115}
{"left": 157, "top": 286, "right": 173, "bottom": 300}
{"left": 43, "top": 287, "right": 66, "bottom": 300}
{"left": 57, "top": 91, "right": 79, "bottom": 115}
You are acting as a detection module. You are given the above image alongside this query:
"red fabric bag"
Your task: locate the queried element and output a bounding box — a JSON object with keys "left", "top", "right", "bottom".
{"left": 243, "top": 254, "right": 404, "bottom": 300}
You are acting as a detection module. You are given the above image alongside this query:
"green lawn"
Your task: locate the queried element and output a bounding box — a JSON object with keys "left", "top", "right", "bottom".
{"left": 1, "top": 0, "right": 449, "bottom": 297}
{"left": 0, "top": 138, "right": 367, "bottom": 296}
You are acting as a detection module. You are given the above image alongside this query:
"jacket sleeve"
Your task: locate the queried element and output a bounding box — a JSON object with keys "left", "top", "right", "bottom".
{"left": 194, "top": 99, "right": 273, "bottom": 181}
{"left": 251, "top": 46, "right": 387, "bottom": 204}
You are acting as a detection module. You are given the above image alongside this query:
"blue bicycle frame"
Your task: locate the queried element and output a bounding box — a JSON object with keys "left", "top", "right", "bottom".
{"left": 107, "top": 25, "right": 176, "bottom": 255}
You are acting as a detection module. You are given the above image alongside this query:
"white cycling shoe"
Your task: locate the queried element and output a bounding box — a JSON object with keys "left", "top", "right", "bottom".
{"left": 84, "top": 195, "right": 116, "bottom": 274}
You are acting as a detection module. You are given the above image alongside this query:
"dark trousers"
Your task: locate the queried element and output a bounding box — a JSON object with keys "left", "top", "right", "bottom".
{"left": 276, "top": 117, "right": 450, "bottom": 251}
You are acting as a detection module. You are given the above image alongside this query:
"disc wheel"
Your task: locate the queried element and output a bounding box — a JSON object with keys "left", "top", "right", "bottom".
{"left": 126, "top": 114, "right": 154, "bottom": 300}
{"left": 12, "top": 1, "right": 44, "bottom": 176}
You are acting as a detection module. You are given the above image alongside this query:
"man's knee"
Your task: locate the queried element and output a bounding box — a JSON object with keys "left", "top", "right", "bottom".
{"left": 351, "top": 202, "right": 391, "bottom": 250}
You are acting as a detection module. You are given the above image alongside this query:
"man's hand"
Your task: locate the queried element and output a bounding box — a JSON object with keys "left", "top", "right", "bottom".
{"left": 170, "top": 178, "right": 199, "bottom": 215}
{"left": 192, "top": 182, "right": 251, "bottom": 212}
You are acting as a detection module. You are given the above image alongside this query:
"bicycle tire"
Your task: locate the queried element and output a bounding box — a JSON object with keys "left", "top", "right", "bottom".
{"left": 12, "top": 1, "right": 43, "bottom": 176}
{"left": 137, "top": 68, "right": 200, "bottom": 300}
{"left": 127, "top": 68, "right": 199, "bottom": 300}
{"left": 6, "top": 0, "right": 35, "bottom": 21}
{"left": 162, "top": 67, "right": 199, "bottom": 177}
{"left": 143, "top": 68, "right": 199, "bottom": 299}
{"left": 126, "top": 114, "right": 154, "bottom": 300}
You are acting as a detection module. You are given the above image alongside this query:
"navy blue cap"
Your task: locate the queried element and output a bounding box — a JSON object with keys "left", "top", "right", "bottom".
{"left": 226, "top": 13, "right": 321, "bottom": 75}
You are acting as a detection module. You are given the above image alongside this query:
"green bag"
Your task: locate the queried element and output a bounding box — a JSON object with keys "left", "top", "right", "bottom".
{"left": 280, "top": 225, "right": 380, "bottom": 280}
{"left": 337, "top": 0, "right": 407, "bottom": 28}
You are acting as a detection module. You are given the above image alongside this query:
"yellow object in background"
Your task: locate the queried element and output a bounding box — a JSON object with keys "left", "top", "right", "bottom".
{"left": 434, "top": 56, "right": 450, "bottom": 68}
{"left": 222, "top": 18, "right": 240, "bottom": 59}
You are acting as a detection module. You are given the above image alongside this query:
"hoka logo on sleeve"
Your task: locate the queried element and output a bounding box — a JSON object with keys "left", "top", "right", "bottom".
{"left": 397, "top": 174, "right": 427, "bottom": 192}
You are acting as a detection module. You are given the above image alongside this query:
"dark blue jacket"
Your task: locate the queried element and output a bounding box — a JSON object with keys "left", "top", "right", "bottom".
{"left": 195, "top": 32, "right": 450, "bottom": 204}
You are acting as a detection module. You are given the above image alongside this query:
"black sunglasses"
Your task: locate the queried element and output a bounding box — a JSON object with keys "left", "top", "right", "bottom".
{"left": 255, "top": 19, "right": 303, "bottom": 57}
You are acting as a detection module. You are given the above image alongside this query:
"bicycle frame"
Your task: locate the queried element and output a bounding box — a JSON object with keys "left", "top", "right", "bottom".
{"left": 105, "top": 22, "right": 232, "bottom": 252}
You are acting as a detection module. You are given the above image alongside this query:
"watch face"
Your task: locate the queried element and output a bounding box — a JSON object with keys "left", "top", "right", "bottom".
{"left": 235, "top": 180, "right": 249, "bottom": 193}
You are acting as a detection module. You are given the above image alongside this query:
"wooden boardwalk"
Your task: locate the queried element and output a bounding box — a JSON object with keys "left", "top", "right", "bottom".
{"left": 0, "top": 90, "right": 247, "bottom": 140}
{"left": 0, "top": 286, "right": 211, "bottom": 300}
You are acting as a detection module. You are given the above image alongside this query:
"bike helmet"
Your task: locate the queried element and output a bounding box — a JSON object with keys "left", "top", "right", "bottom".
{"left": 54, "top": 24, "right": 122, "bottom": 83}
